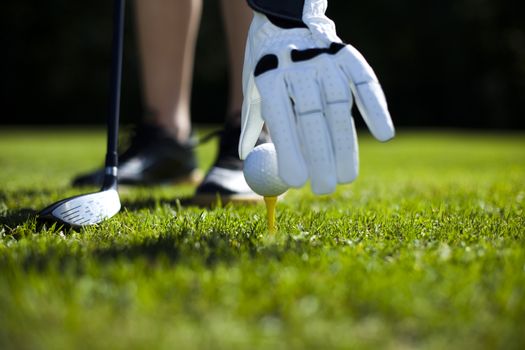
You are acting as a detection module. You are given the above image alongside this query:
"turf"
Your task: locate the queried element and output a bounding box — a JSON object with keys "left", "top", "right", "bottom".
{"left": 0, "top": 127, "right": 524, "bottom": 349}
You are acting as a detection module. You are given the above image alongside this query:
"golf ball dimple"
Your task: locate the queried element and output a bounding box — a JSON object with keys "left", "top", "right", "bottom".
{"left": 243, "top": 143, "right": 289, "bottom": 197}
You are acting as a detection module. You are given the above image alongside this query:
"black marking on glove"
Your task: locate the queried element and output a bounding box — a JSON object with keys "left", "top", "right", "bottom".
{"left": 254, "top": 54, "right": 279, "bottom": 77}
{"left": 291, "top": 43, "right": 346, "bottom": 62}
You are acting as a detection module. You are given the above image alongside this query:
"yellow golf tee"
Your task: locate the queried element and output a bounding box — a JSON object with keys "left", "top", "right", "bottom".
{"left": 264, "top": 196, "right": 278, "bottom": 233}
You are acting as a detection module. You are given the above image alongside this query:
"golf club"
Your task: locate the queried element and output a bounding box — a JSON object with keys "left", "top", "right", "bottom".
{"left": 38, "top": 0, "right": 125, "bottom": 227}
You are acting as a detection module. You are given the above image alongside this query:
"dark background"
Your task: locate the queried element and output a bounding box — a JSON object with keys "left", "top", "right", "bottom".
{"left": 1, "top": 0, "right": 524, "bottom": 129}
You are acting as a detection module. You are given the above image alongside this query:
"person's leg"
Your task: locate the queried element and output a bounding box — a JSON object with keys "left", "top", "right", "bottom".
{"left": 219, "top": 0, "right": 252, "bottom": 120}
{"left": 193, "top": 1, "right": 272, "bottom": 204}
{"left": 73, "top": 0, "right": 203, "bottom": 187}
{"left": 135, "top": 0, "right": 202, "bottom": 142}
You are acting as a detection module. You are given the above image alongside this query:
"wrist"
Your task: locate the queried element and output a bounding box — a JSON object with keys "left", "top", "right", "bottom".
{"left": 265, "top": 14, "right": 307, "bottom": 29}
{"left": 246, "top": 0, "right": 305, "bottom": 23}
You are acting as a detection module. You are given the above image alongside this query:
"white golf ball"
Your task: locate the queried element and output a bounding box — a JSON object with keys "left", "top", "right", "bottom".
{"left": 243, "top": 143, "right": 289, "bottom": 197}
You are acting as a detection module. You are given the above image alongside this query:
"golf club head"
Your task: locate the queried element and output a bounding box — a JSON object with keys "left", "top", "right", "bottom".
{"left": 38, "top": 189, "right": 121, "bottom": 227}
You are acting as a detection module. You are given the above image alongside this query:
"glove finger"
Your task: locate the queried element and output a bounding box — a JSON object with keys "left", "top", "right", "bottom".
{"left": 319, "top": 58, "right": 359, "bottom": 184}
{"left": 325, "top": 104, "right": 359, "bottom": 184}
{"left": 286, "top": 68, "right": 337, "bottom": 195}
{"left": 239, "top": 75, "right": 264, "bottom": 160}
{"left": 338, "top": 44, "right": 395, "bottom": 142}
{"left": 256, "top": 72, "right": 309, "bottom": 188}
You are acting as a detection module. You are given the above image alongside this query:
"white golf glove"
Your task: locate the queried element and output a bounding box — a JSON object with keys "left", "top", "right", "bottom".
{"left": 239, "top": 0, "right": 395, "bottom": 195}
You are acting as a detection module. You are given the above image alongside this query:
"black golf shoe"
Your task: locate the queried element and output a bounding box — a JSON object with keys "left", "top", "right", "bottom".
{"left": 192, "top": 118, "right": 271, "bottom": 205}
{"left": 72, "top": 123, "right": 202, "bottom": 187}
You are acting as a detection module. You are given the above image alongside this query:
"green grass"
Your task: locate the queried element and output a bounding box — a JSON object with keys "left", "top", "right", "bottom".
{"left": 0, "top": 127, "right": 524, "bottom": 349}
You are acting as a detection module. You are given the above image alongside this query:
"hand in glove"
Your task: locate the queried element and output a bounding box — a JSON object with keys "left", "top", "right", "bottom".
{"left": 239, "top": 0, "right": 395, "bottom": 195}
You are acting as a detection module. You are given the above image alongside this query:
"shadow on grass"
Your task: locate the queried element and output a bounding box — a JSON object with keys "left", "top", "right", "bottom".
{"left": 12, "top": 231, "right": 271, "bottom": 272}
{"left": 94, "top": 231, "right": 246, "bottom": 266}
{"left": 8, "top": 228, "right": 311, "bottom": 272}
{"left": 0, "top": 188, "right": 60, "bottom": 229}
{"left": 120, "top": 195, "right": 253, "bottom": 211}
{"left": 0, "top": 208, "right": 38, "bottom": 228}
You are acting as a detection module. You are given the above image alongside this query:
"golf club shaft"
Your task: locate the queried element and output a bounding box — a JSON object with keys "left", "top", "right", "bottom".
{"left": 104, "top": 0, "right": 125, "bottom": 189}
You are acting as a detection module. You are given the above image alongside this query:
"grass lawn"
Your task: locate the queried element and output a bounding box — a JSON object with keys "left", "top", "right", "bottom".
{"left": 0, "top": 127, "right": 524, "bottom": 349}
